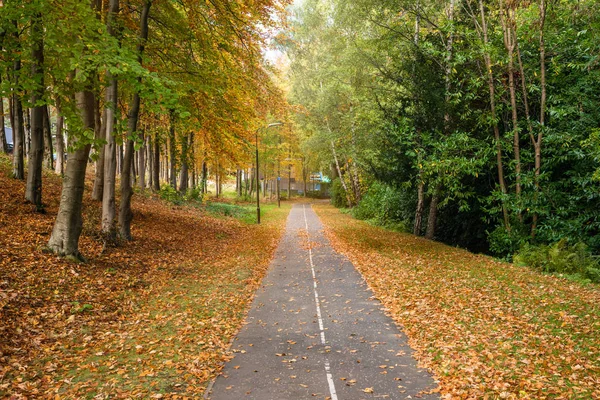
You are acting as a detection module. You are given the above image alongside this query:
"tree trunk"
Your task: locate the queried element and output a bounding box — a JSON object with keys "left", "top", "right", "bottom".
{"left": 0, "top": 77, "right": 7, "bottom": 153}
{"left": 12, "top": 64, "right": 25, "bottom": 180}
{"left": 119, "top": 140, "right": 135, "bottom": 240}
{"left": 131, "top": 148, "right": 137, "bottom": 185}
{"left": 119, "top": 0, "right": 151, "bottom": 239}
{"left": 48, "top": 90, "right": 94, "bottom": 260}
{"left": 25, "top": 12, "right": 45, "bottom": 209}
{"left": 147, "top": 135, "right": 153, "bottom": 189}
{"left": 118, "top": 143, "right": 123, "bottom": 174}
{"left": 413, "top": 180, "right": 425, "bottom": 235}
{"left": 202, "top": 161, "right": 207, "bottom": 194}
{"left": 532, "top": 0, "right": 547, "bottom": 238}
{"left": 92, "top": 109, "right": 106, "bottom": 201}
{"left": 330, "top": 139, "right": 352, "bottom": 206}
{"left": 43, "top": 105, "right": 53, "bottom": 170}
{"left": 501, "top": 4, "right": 522, "bottom": 208}
{"left": 476, "top": 0, "right": 510, "bottom": 231}
{"left": 54, "top": 100, "right": 65, "bottom": 175}
{"left": 169, "top": 111, "right": 176, "bottom": 189}
{"left": 179, "top": 132, "right": 189, "bottom": 193}
{"left": 101, "top": 81, "right": 118, "bottom": 238}
{"left": 138, "top": 133, "right": 146, "bottom": 190}
{"left": 24, "top": 106, "right": 30, "bottom": 157}
{"left": 425, "top": 185, "right": 441, "bottom": 239}
{"left": 101, "top": 0, "right": 120, "bottom": 239}
{"left": 153, "top": 135, "right": 160, "bottom": 191}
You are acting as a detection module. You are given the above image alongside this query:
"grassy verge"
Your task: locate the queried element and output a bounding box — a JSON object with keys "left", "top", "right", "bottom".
{"left": 313, "top": 203, "right": 600, "bottom": 400}
{"left": 0, "top": 155, "right": 291, "bottom": 398}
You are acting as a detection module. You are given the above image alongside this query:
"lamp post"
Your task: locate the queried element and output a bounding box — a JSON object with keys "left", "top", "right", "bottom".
{"left": 256, "top": 122, "right": 283, "bottom": 224}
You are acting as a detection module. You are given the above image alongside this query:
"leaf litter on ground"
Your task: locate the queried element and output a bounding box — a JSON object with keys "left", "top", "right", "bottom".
{"left": 0, "top": 157, "right": 290, "bottom": 398}
{"left": 313, "top": 203, "right": 600, "bottom": 400}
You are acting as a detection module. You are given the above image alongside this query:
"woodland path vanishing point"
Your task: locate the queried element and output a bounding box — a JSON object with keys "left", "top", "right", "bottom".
{"left": 206, "top": 203, "right": 439, "bottom": 400}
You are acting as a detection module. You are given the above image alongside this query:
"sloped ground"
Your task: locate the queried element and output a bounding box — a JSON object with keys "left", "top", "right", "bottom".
{"left": 0, "top": 156, "right": 290, "bottom": 399}
{"left": 314, "top": 203, "right": 600, "bottom": 400}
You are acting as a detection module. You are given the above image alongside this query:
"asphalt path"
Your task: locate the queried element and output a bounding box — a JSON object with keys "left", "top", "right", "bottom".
{"left": 207, "top": 203, "right": 439, "bottom": 400}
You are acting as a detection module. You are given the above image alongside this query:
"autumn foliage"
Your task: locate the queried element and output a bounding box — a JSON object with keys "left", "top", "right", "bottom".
{"left": 0, "top": 156, "right": 289, "bottom": 398}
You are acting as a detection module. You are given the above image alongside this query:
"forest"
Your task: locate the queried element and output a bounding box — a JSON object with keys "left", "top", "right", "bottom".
{"left": 286, "top": 0, "right": 600, "bottom": 282}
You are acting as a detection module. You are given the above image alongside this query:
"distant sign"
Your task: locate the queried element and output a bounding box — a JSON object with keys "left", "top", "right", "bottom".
{"left": 310, "top": 173, "right": 322, "bottom": 182}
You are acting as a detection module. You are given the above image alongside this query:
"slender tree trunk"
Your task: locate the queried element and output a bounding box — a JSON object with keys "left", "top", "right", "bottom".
{"left": 532, "top": 0, "right": 547, "bottom": 238}
{"left": 25, "top": 13, "right": 45, "bottom": 209}
{"left": 188, "top": 132, "right": 195, "bottom": 190}
{"left": 118, "top": 143, "right": 123, "bottom": 174}
{"left": 43, "top": 105, "right": 53, "bottom": 170}
{"left": 168, "top": 112, "right": 177, "bottom": 189}
{"left": 153, "top": 135, "right": 160, "bottom": 191}
{"left": 330, "top": 139, "right": 352, "bottom": 206}
{"left": 54, "top": 100, "right": 65, "bottom": 175}
{"left": 147, "top": 135, "right": 153, "bottom": 189}
{"left": 476, "top": 0, "right": 510, "bottom": 231}
{"left": 414, "top": 179, "right": 425, "bottom": 235}
{"left": 179, "top": 132, "right": 189, "bottom": 193}
{"left": 92, "top": 108, "right": 106, "bottom": 201}
{"left": 0, "top": 79, "right": 7, "bottom": 153}
{"left": 138, "top": 133, "right": 146, "bottom": 190}
{"left": 119, "top": 0, "right": 152, "bottom": 240}
{"left": 501, "top": 4, "right": 522, "bottom": 209}
{"left": 24, "top": 107, "right": 30, "bottom": 157}
{"left": 101, "top": 83, "right": 117, "bottom": 238}
{"left": 48, "top": 90, "right": 95, "bottom": 259}
{"left": 202, "top": 161, "right": 207, "bottom": 194}
{"left": 425, "top": 186, "right": 441, "bottom": 239}
{"left": 120, "top": 140, "right": 134, "bottom": 239}
{"left": 248, "top": 165, "right": 254, "bottom": 198}
{"left": 101, "top": 0, "right": 120, "bottom": 239}
{"left": 12, "top": 60, "right": 25, "bottom": 180}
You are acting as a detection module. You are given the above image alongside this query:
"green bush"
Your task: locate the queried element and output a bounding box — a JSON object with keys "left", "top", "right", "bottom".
{"left": 488, "top": 225, "right": 529, "bottom": 258}
{"left": 351, "top": 181, "right": 411, "bottom": 231}
{"left": 330, "top": 178, "right": 348, "bottom": 208}
{"left": 513, "top": 239, "right": 600, "bottom": 283}
{"left": 159, "top": 184, "right": 181, "bottom": 204}
{"left": 184, "top": 187, "right": 203, "bottom": 202}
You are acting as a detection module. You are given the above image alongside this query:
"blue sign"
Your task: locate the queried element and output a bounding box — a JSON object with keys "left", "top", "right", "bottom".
{"left": 277, "top": 177, "right": 281, "bottom": 181}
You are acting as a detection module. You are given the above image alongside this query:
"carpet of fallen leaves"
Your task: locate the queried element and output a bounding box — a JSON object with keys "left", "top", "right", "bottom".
{"left": 0, "top": 156, "right": 290, "bottom": 399}
{"left": 314, "top": 203, "right": 600, "bottom": 400}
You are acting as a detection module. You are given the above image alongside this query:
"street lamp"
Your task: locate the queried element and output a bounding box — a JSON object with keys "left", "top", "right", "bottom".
{"left": 256, "top": 122, "right": 283, "bottom": 224}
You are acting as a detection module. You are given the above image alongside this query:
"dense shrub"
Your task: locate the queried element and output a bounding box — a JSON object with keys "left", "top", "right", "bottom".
{"left": 184, "top": 187, "right": 203, "bottom": 202}
{"left": 159, "top": 184, "right": 181, "bottom": 204}
{"left": 330, "top": 178, "right": 348, "bottom": 208}
{"left": 352, "top": 181, "right": 412, "bottom": 232}
{"left": 488, "top": 225, "right": 530, "bottom": 258}
{"left": 513, "top": 239, "right": 600, "bottom": 283}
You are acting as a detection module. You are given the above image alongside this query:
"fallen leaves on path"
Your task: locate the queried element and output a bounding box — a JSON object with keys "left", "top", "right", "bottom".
{"left": 314, "top": 203, "right": 600, "bottom": 399}
{"left": 0, "top": 158, "right": 289, "bottom": 398}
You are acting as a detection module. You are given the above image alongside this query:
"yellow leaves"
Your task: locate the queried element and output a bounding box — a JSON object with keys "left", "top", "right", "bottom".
{"left": 363, "top": 387, "right": 374, "bottom": 393}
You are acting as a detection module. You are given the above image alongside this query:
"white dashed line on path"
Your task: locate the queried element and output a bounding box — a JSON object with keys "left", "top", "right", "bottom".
{"left": 303, "top": 204, "right": 339, "bottom": 400}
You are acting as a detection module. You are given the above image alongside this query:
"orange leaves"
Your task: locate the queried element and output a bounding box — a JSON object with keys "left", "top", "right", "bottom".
{"left": 0, "top": 162, "right": 289, "bottom": 398}
{"left": 314, "top": 203, "right": 600, "bottom": 400}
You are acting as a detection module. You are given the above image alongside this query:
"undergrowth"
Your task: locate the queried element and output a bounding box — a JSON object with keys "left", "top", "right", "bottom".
{"left": 513, "top": 239, "right": 600, "bottom": 283}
